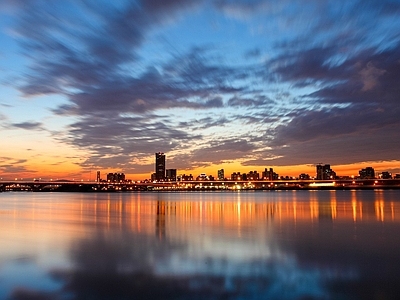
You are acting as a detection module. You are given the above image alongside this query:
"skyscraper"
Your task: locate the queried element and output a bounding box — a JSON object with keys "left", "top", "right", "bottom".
{"left": 217, "top": 169, "right": 224, "bottom": 180}
{"left": 262, "top": 168, "right": 278, "bottom": 180}
{"left": 155, "top": 152, "right": 166, "bottom": 181}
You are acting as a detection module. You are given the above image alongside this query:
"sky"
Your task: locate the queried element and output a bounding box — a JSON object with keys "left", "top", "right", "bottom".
{"left": 1, "top": 0, "right": 400, "bottom": 180}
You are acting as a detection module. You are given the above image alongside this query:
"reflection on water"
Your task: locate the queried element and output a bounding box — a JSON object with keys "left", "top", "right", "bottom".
{"left": 1, "top": 190, "right": 400, "bottom": 299}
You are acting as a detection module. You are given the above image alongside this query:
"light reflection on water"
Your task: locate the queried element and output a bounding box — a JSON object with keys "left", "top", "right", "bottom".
{"left": 0, "top": 190, "right": 400, "bottom": 299}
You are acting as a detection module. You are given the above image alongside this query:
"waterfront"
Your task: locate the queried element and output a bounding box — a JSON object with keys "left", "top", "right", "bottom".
{"left": 1, "top": 190, "right": 400, "bottom": 299}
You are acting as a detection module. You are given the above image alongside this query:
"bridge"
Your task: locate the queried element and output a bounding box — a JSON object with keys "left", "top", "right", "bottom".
{"left": 1, "top": 178, "right": 399, "bottom": 192}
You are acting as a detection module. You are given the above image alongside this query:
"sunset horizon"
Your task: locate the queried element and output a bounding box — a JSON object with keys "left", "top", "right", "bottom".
{"left": 1, "top": 0, "right": 399, "bottom": 183}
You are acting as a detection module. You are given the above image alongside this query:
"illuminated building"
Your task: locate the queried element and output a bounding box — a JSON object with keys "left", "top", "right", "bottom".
{"left": 247, "top": 170, "right": 259, "bottom": 180}
{"left": 107, "top": 173, "right": 125, "bottom": 182}
{"left": 196, "top": 173, "right": 209, "bottom": 181}
{"left": 299, "top": 173, "right": 310, "bottom": 180}
{"left": 231, "top": 172, "right": 242, "bottom": 181}
{"left": 217, "top": 169, "right": 224, "bottom": 180}
{"left": 316, "top": 164, "right": 336, "bottom": 180}
{"left": 380, "top": 172, "right": 392, "bottom": 179}
{"left": 359, "top": 167, "right": 375, "bottom": 179}
{"left": 178, "top": 174, "right": 194, "bottom": 181}
{"left": 166, "top": 169, "right": 177, "bottom": 181}
{"left": 262, "top": 168, "right": 278, "bottom": 180}
{"left": 155, "top": 152, "right": 166, "bottom": 181}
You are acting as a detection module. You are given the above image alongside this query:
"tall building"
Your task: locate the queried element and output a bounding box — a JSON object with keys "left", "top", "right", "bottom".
{"left": 155, "top": 152, "right": 166, "bottom": 181}
{"left": 247, "top": 171, "right": 259, "bottom": 180}
{"left": 316, "top": 164, "right": 336, "bottom": 180}
{"left": 359, "top": 167, "right": 375, "bottom": 179}
{"left": 231, "top": 172, "right": 242, "bottom": 181}
{"left": 107, "top": 173, "right": 125, "bottom": 182}
{"left": 262, "top": 168, "right": 278, "bottom": 180}
{"left": 166, "top": 169, "right": 177, "bottom": 181}
{"left": 217, "top": 169, "right": 224, "bottom": 180}
{"left": 96, "top": 171, "right": 101, "bottom": 182}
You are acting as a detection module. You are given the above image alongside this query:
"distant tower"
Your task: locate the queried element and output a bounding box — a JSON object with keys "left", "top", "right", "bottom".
{"left": 218, "top": 169, "right": 224, "bottom": 180}
{"left": 155, "top": 152, "right": 166, "bottom": 181}
{"left": 96, "top": 171, "right": 101, "bottom": 182}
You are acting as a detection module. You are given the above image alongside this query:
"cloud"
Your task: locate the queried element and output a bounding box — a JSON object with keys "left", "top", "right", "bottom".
{"left": 0, "top": 157, "right": 36, "bottom": 177}
{"left": 179, "top": 116, "right": 229, "bottom": 131}
{"left": 8, "top": 1, "right": 256, "bottom": 172}
{"left": 10, "top": 121, "right": 43, "bottom": 130}
{"left": 9, "top": 288, "right": 58, "bottom": 300}
{"left": 168, "top": 138, "right": 257, "bottom": 170}
{"left": 0, "top": 103, "right": 13, "bottom": 108}
{"left": 269, "top": 126, "right": 400, "bottom": 166}
{"left": 244, "top": 48, "right": 262, "bottom": 60}
{"left": 255, "top": 34, "right": 400, "bottom": 166}
{"left": 271, "top": 105, "right": 400, "bottom": 146}
{"left": 228, "top": 95, "right": 272, "bottom": 107}
{"left": 57, "top": 113, "right": 202, "bottom": 173}
{"left": 14, "top": 1, "right": 206, "bottom": 99}
{"left": 214, "top": 0, "right": 273, "bottom": 19}
{"left": 250, "top": 104, "right": 400, "bottom": 166}
{"left": 5, "top": 0, "right": 400, "bottom": 173}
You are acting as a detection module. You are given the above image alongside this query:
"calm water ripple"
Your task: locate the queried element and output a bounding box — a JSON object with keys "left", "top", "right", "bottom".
{"left": 1, "top": 190, "right": 400, "bottom": 299}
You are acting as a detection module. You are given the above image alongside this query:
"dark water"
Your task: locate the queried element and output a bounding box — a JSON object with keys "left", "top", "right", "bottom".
{"left": 0, "top": 190, "right": 400, "bottom": 300}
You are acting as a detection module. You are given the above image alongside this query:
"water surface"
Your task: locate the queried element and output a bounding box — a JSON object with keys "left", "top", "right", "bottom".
{"left": 1, "top": 190, "right": 400, "bottom": 299}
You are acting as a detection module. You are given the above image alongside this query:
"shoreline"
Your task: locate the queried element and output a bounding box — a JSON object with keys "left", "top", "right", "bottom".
{"left": 2, "top": 185, "right": 400, "bottom": 193}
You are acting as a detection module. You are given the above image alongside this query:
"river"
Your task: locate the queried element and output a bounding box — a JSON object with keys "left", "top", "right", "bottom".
{"left": 1, "top": 190, "right": 399, "bottom": 299}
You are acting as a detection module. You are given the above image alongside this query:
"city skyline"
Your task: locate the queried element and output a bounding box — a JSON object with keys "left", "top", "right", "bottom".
{"left": 5, "top": 158, "right": 396, "bottom": 182}
{"left": 1, "top": 1, "right": 400, "bottom": 180}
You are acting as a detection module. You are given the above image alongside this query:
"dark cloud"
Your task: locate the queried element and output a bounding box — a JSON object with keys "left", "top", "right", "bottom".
{"left": 205, "top": 97, "right": 224, "bottom": 108}
{"left": 244, "top": 48, "right": 261, "bottom": 59}
{"left": 6, "top": 0, "right": 400, "bottom": 172}
{"left": 8, "top": 1, "right": 254, "bottom": 171}
{"left": 179, "top": 116, "right": 229, "bottom": 131}
{"left": 9, "top": 288, "right": 57, "bottom": 300}
{"left": 0, "top": 157, "right": 26, "bottom": 164}
{"left": 15, "top": 2, "right": 242, "bottom": 116}
{"left": 57, "top": 113, "right": 201, "bottom": 173}
{"left": 169, "top": 139, "right": 257, "bottom": 169}
{"left": 271, "top": 105, "right": 400, "bottom": 146}
{"left": 24, "top": 45, "right": 242, "bottom": 117}
{"left": 270, "top": 126, "right": 400, "bottom": 166}
{"left": 0, "top": 158, "right": 37, "bottom": 176}
{"left": 258, "top": 37, "right": 400, "bottom": 166}
{"left": 228, "top": 95, "right": 272, "bottom": 107}
{"left": 141, "top": 0, "right": 199, "bottom": 12}
{"left": 269, "top": 42, "right": 400, "bottom": 105}
{"left": 268, "top": 46, "right": 346, "bottom": 84}
{"left": 10, "top": 121, "right": 42, "bottom": 130}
